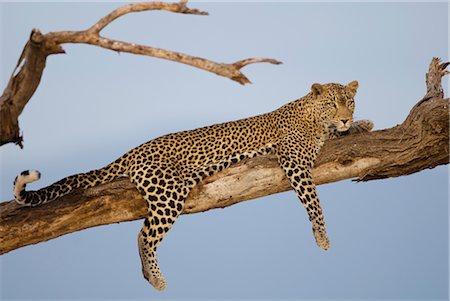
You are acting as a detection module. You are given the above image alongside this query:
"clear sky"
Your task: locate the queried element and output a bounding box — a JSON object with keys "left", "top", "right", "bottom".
{"left": 0, "top": 1, "right": 448, "bottom": 300}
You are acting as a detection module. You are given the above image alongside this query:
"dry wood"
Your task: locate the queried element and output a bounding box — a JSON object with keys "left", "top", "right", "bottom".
{"left": 0, "top": 58, "right": 448, "bottom": 255}
{"left": 0, "top": 0, "right": 281, "bottom": 147}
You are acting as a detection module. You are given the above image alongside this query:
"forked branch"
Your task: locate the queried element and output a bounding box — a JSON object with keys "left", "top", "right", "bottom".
{"left": 0, "top": 0, "right": 281, "bottom": 147}
{"left": 0, "top": 58, "right": 448, "bottom": 255}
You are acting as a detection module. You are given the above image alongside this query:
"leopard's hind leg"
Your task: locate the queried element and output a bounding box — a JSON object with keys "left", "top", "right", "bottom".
{"left": 131, "top": 161, "right": 187, "bottom": 291}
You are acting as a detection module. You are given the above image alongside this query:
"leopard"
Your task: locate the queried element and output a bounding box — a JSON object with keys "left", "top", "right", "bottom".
{"left": 13, "top": 80, "right": 372, "bottom": 291}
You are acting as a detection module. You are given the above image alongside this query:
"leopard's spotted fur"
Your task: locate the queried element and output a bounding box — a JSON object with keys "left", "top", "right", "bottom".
{"left": 14, "top": 81, "right": 370, "bottom": 291}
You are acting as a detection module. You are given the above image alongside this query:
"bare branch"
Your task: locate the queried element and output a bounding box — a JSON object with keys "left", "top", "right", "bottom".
{"left": 0, "top": 29, "right": 65, "bottom": 148}
{"left": 0, "top": 1, "right": 281, "bottom": 147}
{"left": 88, "top": 1, "right": 208, "bottom": 34}
{"left": 0, "top": 58, "right": 448, "bottom": 255}
{"left": 231, "top": 58, "right": 283, "bottom": 84}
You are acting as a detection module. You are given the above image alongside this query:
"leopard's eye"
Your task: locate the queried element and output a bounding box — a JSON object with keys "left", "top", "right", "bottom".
{"left": 328, "top": 102, "right": 337, "bottom": 108}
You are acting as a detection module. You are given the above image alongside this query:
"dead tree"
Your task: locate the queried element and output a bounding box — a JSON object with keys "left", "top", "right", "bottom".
{"left": 0, "top": 57, "right": 448, "bottom": 255}
{"left": 0, "top": 0, "right": 281, "bottom": 148}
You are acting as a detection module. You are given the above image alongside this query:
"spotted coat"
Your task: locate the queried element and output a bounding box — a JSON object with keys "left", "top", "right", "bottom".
{"left": 13, "top": 81, "right": 370, "bottom": 291}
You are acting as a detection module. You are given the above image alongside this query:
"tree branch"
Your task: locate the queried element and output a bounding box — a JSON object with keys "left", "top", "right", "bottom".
{"left": 87, "top": 0, "right": 209, "bottom": 34}
{"left": 0, "top": 0, "right": 281, "bottom": 148}
{"left": 0, "top": 58, "right": 448, "bottom": 255}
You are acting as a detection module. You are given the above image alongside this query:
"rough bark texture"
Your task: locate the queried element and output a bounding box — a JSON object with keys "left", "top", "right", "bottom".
{"left": 0, "top": 58, "right": 448, "bottom": 255}
{"left": 0, "top": 0, "right": 281, "bottom": 147}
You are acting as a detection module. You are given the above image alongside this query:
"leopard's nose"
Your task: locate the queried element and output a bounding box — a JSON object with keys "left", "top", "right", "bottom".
{"left": 341, "top": 119, "right": 349, "bottom": 125}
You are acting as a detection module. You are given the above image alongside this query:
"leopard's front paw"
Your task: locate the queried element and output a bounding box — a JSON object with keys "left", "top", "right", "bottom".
{"left": 142, "top": 268, "right": 167, "bottom": 291}
{"left": 149, "top": 275, "right": 167, "bottom": 291}
{"left": 313, "top": 227, "right": 330, "bottom": 251}
{"left": 350, "top": 119, "right": 374, "bottom": 134}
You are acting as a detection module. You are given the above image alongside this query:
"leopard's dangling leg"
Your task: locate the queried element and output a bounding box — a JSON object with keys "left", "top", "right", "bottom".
{"left": 132, "top": 162, "right": 187, "bottom": 291}
{"left": 277, "top": 136, "right": 330, "bottom": 250}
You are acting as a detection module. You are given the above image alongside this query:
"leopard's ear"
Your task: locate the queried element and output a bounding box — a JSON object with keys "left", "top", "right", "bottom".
{"left": 311, "top": 83, "right": 324, "bottom": 95}
{"left": 346, "top": 80, "right": 359, "bottom": 96}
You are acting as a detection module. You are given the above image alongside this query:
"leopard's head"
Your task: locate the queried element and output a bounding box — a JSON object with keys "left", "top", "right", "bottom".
{"left": 310, "top": 80, "right": 358, "bottom": 132}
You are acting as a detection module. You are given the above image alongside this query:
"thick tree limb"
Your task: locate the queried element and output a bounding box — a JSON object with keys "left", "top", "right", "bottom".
{"left": 0, "top": 1, "right": 281, "bottom": 148}
{"left": 0, "top": 58, "right": 448, "bottom": 255}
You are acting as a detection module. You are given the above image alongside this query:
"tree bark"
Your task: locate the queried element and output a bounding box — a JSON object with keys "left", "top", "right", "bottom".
{"left": 0, "top": 0, "right": 281, "bottom": 148}
{"left": 0, "top": 58, "right": 448, "bottom": 255}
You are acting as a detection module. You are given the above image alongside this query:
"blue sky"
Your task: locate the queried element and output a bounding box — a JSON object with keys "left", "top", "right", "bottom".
{"left": 0, "top": 2, "right": 448, "bottom": 300}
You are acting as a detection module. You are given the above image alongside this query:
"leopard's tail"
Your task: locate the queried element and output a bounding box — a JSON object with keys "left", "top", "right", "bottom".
{"left": 13, "top": 156, "right": 128, "bottom": 207}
